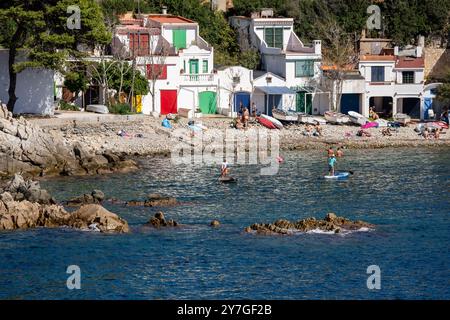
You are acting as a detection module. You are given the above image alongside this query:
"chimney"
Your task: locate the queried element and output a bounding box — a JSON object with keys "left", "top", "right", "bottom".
{"left": 313, "top": 40, "right": 321, "bottom": 55}
{"left": 394, "top": 46, "right": 399, "bottom": 56}
{"left": 418, "top": 35, "right": 425, "bottom": 48}
{"left": 416, "top": 46, "right": 423, "bottom": 58}
{"left": 162, "top": 6, "right": 168, "bottom": 15}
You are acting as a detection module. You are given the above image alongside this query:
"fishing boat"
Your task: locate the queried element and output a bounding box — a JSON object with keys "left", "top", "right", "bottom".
{"left": 258, "top": 116, "right": 277, "bottom": 129}
{"left": 261, "top": 114, "right": 284, "bottom": 129}
{"left": 393, "top": 113, "right": 411, "bottom": 126}
{"left": 324, "top": 111, "right": 350, "bottom": 124}
{"left": 298, "top": 113, "right": 314, "bottom": 124}
{"left": 348, "top": 111, "right": 368, "bottom": 126}
{"left": 272, "top": 109, "right": 299, "bottom": 122}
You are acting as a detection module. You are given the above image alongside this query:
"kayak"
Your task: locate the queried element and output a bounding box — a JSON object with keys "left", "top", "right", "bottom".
{"left": 258, "top": 117, "right": 277, "bottom": 129}
{"left": 261, "top": 114, "right": 284, "bottom": 129}
{"left": 324, "top": 172, "right": 350, "bottom": 180}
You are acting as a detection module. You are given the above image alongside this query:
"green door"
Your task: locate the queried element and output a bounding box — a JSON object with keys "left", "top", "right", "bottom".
{"left": 199, "top": 91, "right": 216, "bottom": 114}
{"left": 189, "top": 59, "right": 199, "bottom": 80}
{"left": 173, "top": 29, "right": 186, "bottom": 50}
{"left": 296, "top": 91, "right": 312, "bottom": 114}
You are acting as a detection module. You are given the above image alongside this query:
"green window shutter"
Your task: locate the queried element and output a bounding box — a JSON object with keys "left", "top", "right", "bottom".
{"left": 295, "top": 60, "right": 314, "bottom": 77}
{"left": 202, "top": 60, "right": 208, "bottom": 73}
{"left": 173, "top": 29, "right": 186, "bottom": 50}
{"left": 189, "top": 59, "right": 199, "bottom": 74}
{"left": 264, "top": 28, "right": 274, "bottom": 47}
{"left": 274, "top": 28, "right": 283, "bottom": 48}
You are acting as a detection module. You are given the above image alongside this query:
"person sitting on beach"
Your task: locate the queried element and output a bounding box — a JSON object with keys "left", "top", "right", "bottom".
{"left": 369, "top": 107, "right": 379, "bottom": 120}
{"left": 382, "top": 127, "right": 392, "bottom": 136}
{"left": 357, "top": 129, "right": 371, "bottom": 137}
{"left": 313, "top": 123, "right": 322, "bottom": 137}
{"left": 422, "top": 127, "right": 430, "bottom": 139}
{"left": 303, "top": 124, "right": 313, "bottom": 136}
{"left": 328, "top": 154, "right": 337, "bottom": 176}
{"left": 434, "top": 128, "right": 441, "bottom": 139}
{"left": 243, "top": 108, "right": 250, "bottom": 128}
{"left": 221, "top": 160, "right": 229, "bottom": 177}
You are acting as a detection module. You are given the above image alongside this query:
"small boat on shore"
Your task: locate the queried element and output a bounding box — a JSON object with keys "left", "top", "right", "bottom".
{"left": 348, "top": 111, "right": 368, "bottom": 126}
{"left": 261, "top": 114, "right": 284, "bottom": 129}
{"left": 258, "top": 116, "right": 277, "bottom": 129}
{"left": 393, "top": 113, "right": 411, "bottom": 126}
{"left": 272, "top": 109, "right": 299, "bottom": 122}
{"left": 86, "top": 104, "right": 109, "bottom": 114}
{"left": 324, "top": 111, "right": 350, "bottom": 124}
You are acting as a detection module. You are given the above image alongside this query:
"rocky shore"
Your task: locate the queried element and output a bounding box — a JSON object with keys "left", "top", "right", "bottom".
{"left": 0, "top": 104, "right": 137, "bottom": 179}
{"left": 244, "top": 213, "right": 374, "bottom": 235}
{"left": 0, "top": 174, "right": 129, "bottom": 232}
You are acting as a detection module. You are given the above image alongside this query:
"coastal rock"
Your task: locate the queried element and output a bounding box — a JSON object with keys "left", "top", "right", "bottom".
{"left": 0, "top": 105, "right": 137, "bottom": 178}
{"left": 126, "top": 194, "right": 178, "bottom": 207}
{"left": 245, "top": 214, "right": 374, "bottom": 235}
{"left": 66, "top": 189, "right": 105, "bottom": 206}
{"left": 210, "top": 220, "right": 220, "bottom": 227}
{"left": 146, "top": 211, "right": 178, "bottom": 228}
{"left": 1, "top": 174, "right": 55, "bottom": 205}
{"left": 69, "top": 204, "right": 130, "bottom": 233}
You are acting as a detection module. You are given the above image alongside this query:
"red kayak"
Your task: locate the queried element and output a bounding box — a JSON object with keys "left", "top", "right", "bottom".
{"left": 258, "top": 117, "right": 277, "bottom": 129}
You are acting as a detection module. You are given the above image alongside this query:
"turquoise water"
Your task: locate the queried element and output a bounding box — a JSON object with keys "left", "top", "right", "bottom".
{"left": 0, "top": 148, "right": 449, "bottom": 299}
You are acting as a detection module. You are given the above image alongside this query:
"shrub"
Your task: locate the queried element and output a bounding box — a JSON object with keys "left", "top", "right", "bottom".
{"left": 108, "top": 103, "right": 132, "bottom": 115}
{"left": 59, "top": 101, "right": 79, "bottom": 111}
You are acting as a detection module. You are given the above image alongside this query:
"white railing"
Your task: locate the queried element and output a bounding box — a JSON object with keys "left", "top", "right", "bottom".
{"left": 180, "top": 74, "right": 216, "bottom": 82}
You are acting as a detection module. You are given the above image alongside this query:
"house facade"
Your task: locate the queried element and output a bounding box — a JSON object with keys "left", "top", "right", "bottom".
{"left": 359, "top": 45, "right": 425, "bottom": 119}
{"left": 112, "top": 13, "right": 216, "bottom": 116}
{"left": 230, "top": 12, "right": 326, "bottom": 115}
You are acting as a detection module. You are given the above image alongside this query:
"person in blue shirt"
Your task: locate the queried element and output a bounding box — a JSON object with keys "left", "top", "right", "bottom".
{"left": 328, "top": 154, "right": 337, "bottom": 176}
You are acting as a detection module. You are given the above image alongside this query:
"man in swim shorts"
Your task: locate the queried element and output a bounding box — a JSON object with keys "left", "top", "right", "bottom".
{"left": 328, "top": 154, "right": 337, "bottom": 176}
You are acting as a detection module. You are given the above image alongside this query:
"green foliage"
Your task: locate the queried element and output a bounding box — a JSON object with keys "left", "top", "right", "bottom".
{"left": 109, "top": 102, "right": 132, "bottom": 114}
{"left": 239, "top": 49, "right": 260, "bottom": 70}
{"left": 64, "top": 71, "right": 88, "bottom": 95}
{"left": 436, "top": 70, "right": 450, "bottom": 104}
{"left": 59, "top": 100, "right": 80, "bottom": 111}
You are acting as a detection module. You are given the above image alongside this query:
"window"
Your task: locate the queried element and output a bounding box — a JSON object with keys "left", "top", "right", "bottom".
{"left": 371, "top": 66, "right": 385, "bottom": 82}
{"left": 295, "top": 60, "right": 315, "bottom": 77}
{"left": 402, "top": 71, "right": 414, "bottom": 84}
{"left": 202, "top": 60, "right": 208, "bottom": 73}
{"left": 264, "top": 27, "right": 283, "bottom": 48}
{"left": 146, "top": 64, "right": 167, "bottom": 80}
{"left": 173, "top": 29, "right": 187, "bottom": 50}
{"left": 129, "top": 33, "right": 149, "bottom": 56}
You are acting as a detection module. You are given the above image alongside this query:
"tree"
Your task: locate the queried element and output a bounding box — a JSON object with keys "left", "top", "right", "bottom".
{"left": 436, "top": 70, "right": 450, "bottom": 105}
{"left": 317, "top": 15, "right": 359, "bottom": 112}
{"left": 0, "top": 0, "right": 111, "bottom": 113}
{"left": 239, "top": 49, "right": 260, "bottom": 70}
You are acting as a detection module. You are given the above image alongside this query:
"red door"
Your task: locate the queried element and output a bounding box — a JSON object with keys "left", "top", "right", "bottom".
{"left": 160, "top": 90, "right": 177, "bottom": 115}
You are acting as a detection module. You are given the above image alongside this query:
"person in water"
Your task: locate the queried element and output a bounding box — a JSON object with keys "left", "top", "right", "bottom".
{"left": 221, "top": 160, "right": 229, "bottom": 177}
{"left": 336, "top": 147, "right": 344, "bottom": 157}
{"left": 328, "top": 154, "right": 337, "bottom": 176}
{"left": 327, "top": 147, "right": 334, "bottom": 157}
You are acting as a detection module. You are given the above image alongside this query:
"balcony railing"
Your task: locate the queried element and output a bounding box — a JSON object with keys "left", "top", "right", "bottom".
{"left": 180, "top": 74, "right": 216, "bottom": 82}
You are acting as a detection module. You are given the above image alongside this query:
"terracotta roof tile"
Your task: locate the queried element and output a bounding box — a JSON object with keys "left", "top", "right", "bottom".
{"left": 395, "top": 56, "right": 425, "bottom": 69}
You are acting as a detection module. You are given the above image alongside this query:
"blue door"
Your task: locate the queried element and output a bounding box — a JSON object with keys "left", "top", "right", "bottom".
{"left": 424, "top": 98, "right": 433, "bottom": 119}
{"left": 234, "top": 92, "right": 251, "bottom": 112}
{"left": 265, "top": 94, "right": 282, "bottom": 116}
{"left": 340, "top": 94, "right": 360, "bottom": 115}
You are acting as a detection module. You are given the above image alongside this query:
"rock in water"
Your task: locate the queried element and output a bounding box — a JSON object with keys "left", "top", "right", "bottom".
{"left": 69, "top": 204, "right": 129, "bottom": 233}
{"left": 146, "top": 211, "right": 178, "bottom": 228}
{"left": 66, "top": 189, "right": 106, "bottom": 206}
{"left": 244, "top": 214, "right": 374, "bottom": 235}
{"left": 210, "top": 220, "right": 220, "bottom": 227}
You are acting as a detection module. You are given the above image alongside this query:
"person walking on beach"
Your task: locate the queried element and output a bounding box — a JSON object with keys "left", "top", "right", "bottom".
{"left": 251, "top": 102, "right": 257, "bottom": 119}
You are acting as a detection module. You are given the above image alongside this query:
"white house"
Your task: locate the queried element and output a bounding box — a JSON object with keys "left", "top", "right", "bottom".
{"left": 0, "top": 50, "right": 55, "bottom": 115}
{"left": 358, "top": 45, "right": 425, "bottom": 119}
{"left": 217, "top": 66, "right": 253, "bottom": 117}
{"left": 112, "top": 12, "right": 216, "bottom": 116}
{"left": 230, "top": 11, "right": 325, "bottom": 115}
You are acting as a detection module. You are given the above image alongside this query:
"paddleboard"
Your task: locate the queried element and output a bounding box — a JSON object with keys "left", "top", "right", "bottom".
{"left": 324, "top": 172, "right": 350, "bottom": 180}
{"left": 261, "top": 114, "right": 284, "bottom": 129}
{"left": 258, "top": 117, "right": 277, "bottom": 129}
{"left": 219, "top": 176, "right": 237, "bottom": 183}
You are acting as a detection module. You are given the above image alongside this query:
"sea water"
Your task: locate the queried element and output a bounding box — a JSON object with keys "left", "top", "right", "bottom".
{"left": 0, "top": 147, "right": 449, "bottom": 299}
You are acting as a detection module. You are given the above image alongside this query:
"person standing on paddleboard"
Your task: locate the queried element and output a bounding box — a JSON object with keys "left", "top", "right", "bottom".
{"left": 328, "top": 154, "right": 337, "bottom": 176}
{"left": 221, "top": 160, "right": 229, "bottom": 177}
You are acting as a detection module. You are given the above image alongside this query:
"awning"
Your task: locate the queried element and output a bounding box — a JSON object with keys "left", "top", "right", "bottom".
{"left": 254, "top": 86, "right": 296, "bottom": 95}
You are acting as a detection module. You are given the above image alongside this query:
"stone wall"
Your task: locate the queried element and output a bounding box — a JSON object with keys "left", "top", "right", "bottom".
{"left": 424, "top": 48, "right": 450, "bottom": 81}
